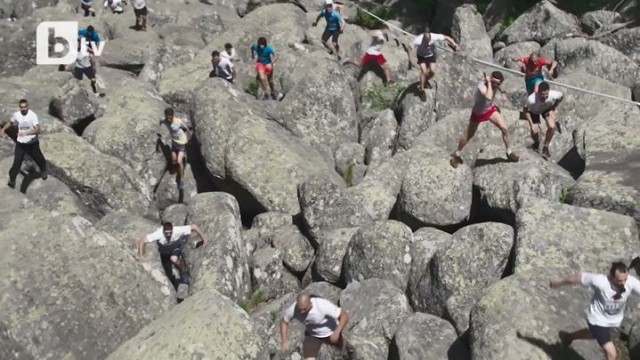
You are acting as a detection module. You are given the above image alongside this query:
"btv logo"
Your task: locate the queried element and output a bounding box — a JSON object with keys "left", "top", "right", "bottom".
{"left": 36, "top": 21, "right": 107, "bottom": 65}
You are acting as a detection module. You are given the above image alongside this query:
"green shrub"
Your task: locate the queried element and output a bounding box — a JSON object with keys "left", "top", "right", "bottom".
{"left": 352, "top": 5, "right": 394, "bottom": 29}
{"left": 559, "top": 186, "right": 575, "bottom": 204}
{"left": 239, "top": 290, "right": 266, "bottom": 313}
{"left": 363, "top": 82, "right": 405, "bottom": 112}
{"left": 244, "top": 78, "right": 260, "bottom": 96}
{"left": 344, "top": 164, "right": 355, "bottom": 187}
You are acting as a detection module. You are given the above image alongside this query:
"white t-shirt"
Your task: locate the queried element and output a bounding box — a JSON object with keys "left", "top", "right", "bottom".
{"left": 472, "top": 82, "right": 494, "bottom": 115}
{"left": 581, "top": 273, "right": 640, "bottom": 327}
{"left": 283, "top": 297, "right": 342, "bottom": 338}
{"left": 412, "top": 33, "right": 445, "bottom": 58}
{"left": 365, "top": 32, "right": 385, "bottom": 56}
{"left": 526, "top": 90, "right": 563, "bottom": 114}
{"left": 221, "top": 48, "right": 237, "bottom": 61}
{"left": 75, "top": 49, "right": 92, "bottom": 69}
{"left": 145, "top": 225, "right": 192, "bottom": 246}
{"left": 215, "top": 57, "right": 234, "bottom": 80}
{"left": 131, "top": 0, "right": 146, "bottom": 9}
{"left": 11, "top": 110, "right": 39, "bottom": 144}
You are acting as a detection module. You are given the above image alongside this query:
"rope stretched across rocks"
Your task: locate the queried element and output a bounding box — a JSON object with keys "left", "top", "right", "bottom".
{"left": 354, "top": 5, "right": 640, "bottom": 107}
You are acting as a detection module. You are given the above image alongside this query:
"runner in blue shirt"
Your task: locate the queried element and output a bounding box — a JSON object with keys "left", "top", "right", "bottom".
{"left": 250, "top": 37, "right": 282, "bottom": 101}
{"left": 312, "top": 0, "right": 346, "bottom": 60}
{"left": 78, "top": 25, "right": 101, "bottom": 46}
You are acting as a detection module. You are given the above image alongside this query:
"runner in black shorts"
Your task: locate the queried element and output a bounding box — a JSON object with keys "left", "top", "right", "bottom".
{"left": 131, "top": 0, "right": 148, "bottom": 31}
{"left": 313, "top": 0, "right": 346, "bottom": 60}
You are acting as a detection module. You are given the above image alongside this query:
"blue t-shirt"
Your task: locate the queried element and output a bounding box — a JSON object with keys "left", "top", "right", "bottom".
{"left": 321, "top": 9, "right": 342, "bottom": 32}
{"left": 251, "top": 44, "right": 276, "bottom": 65}
{"left": 78, "top": 29, "right": 100, "bottom": 45}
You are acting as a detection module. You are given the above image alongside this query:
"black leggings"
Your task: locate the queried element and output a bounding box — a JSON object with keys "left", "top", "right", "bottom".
{"left": 9, "top": 141, "right": 47, "bottom": 183}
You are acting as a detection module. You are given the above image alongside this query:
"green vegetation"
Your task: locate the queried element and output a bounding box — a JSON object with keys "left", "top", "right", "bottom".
{"left": 239, "top": 290, "right": 266, "bottom": 313}
{"left": 363, "top": 82, "right": 405, "bottom": 112}
{"left": 352, "top": 5, "right": 394, "bottom": 29}
{"left": 344, "top": 164, "right": 355, "bottom": 187}
{"left": 559, "top": 186, "right": 575, "bottom": 204}
{"left": 270, "top": 309, "right": 281, "bottom": 321}
{"left": 244, "top": 78, "right": 260, "bottom": 97}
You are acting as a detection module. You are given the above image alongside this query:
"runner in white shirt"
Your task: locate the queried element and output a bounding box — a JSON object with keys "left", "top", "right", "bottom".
{"left": 70, "top": 39, "right": 99, "bottom": 95}
{"left": 221, "top": 43, "right": 238, "bottom": 62}
{"left": 450, "top": 72, "right": 519, "bottom": 168}
{"left": 523, "top": 81, "right": 564, "bottom": 159}
{"left": 550, "top": 262, "right": 640, "bottom": 360}
{"left": 280, "top": 293, "right": 357, "bottom": 359}
{"left": 0, "top": 99, "right": 48, "bottom": 188}
{"left": 103, "top": 0, "right": 125, "bottom": 14}
{"left": 137, "top": 222, "right": 209, "bottom": 299}
{"left": 405, "top": 26, "right": 460, "bottom": 100}
{"left": 131, "top": 0, "right": 147, "bottom": 31}
{"left": 210, "top": 50, "right": 236, "bottom": 83}
{"left": 343, "top": 25, "right": 393, "bottom": 85}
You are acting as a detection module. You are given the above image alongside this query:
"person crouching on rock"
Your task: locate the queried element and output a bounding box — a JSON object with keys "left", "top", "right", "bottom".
{"left": 450, "top": 71, "right": 520, "bottom": 168}
{"left": 161, "top": 108, "right": 190, "bottom": 192}
{"left": 138, "top": 222, "right": 209, "bottom": 298}
{"left": 210, "top": 50, "right": 235, "bottom": 84}
{"left": 343, "top": 25, "right": 393, "bottom": 86}
{"left": 280, "top": 293, "right": 357, "bottom": 360}
{"left": 550, "top": 262, "right": 640, "bottom": 360}
{"left": 512, "top": 52, "right": 558, "bottom": 95}
{"left": 522, "top": 81, "right": 564, "bottom": 159}
{"left": 60, "top": 38, "right": 100, "bottom": 95}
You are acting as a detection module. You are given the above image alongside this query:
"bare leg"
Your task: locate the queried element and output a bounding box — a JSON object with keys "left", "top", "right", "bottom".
{"left": 418, "top": 63, "right": 428, "bottom": 91}
{"left": 382, "top": 62, "right": 392, "bottom": 83}
{"left": 322, "top": 39, "right": 337, "bottom": 55}
{"left": 488, "top": 111, "right": 518, "bottom": 161}
{"left": 426, "top": 62, "right": 437, "bottom": 85}
{"left": 450, "top": 120, "right": 479, "bottom": 168}
{"left": 267, "top": 72, "right": 275, "bottom": 94}
{"left": 176, "top": 151, "right": 185, "bottom": 187}
{"left": 543, "top": 111, "right": 556, "bottom": 150}
{"left": 525, "top": 120, "right": 540, "bottom": 148}
{"left": 258, "top": 71, "right": 269, "bottom": 93}
{"left": 603, "top": 342, "right": 617, "bottom": 360}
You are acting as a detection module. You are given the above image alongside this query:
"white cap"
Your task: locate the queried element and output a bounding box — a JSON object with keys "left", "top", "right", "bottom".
{"left": 325, "top": 0, "right": 333, "bottom": 5}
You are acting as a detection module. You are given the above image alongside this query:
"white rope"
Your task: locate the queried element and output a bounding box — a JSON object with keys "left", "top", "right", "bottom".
{"left": 354, "top": 5, "right": 640, "bottom": 107}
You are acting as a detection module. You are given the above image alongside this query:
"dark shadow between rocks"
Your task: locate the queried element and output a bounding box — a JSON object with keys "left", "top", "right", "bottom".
{"left": 557, "top": 146, "right": 585, "bottom": 180}
{"left": 448, "top": 335, "right": 472, "bottom": 360}
{"left": 516, "top": 332, "right": 587, "bottom": 360}
{"left": 100, "top": 63, "right": 144, "bottom": 77}
{"left": 474, "top": 157, "right": 510, "bottom": 168}
{"left": 187, "top": 133, "right": 267, "bottom": 228}
{"left": 71, "top": 114, "right": 97, "bottom": 136}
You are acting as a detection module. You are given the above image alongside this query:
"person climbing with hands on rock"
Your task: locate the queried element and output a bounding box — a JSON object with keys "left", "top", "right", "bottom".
{"left": 522, "top": 81, "right": 564, "bottom": 158}
{"left": 251, "top": 37, "right": 283, "bottom": 101}
{"left": 405, "top": 26, "right": 460, "bottom": 101}
{"left": 450, "top": 71, "right": 519, "bottom": 168}
{"left": 280, "top": 293, "right": 357, "bottom": 360}
{"left": 137, "top": 222, "right": 209, "bottom": 300}
{"left": 513, "top": 52, "right": 558, "bottom": 95}
{"left": 313, "top": 0, "right": 346, "bottom": 61}
{"left": 550, "top": 262, "right": 640, "bottom": 360}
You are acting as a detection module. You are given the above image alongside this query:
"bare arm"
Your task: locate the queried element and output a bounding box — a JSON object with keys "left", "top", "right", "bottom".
{"left": 280, "top": 319, "right": 289, "bottom": 349}
{"left": 335, "top": 310, "right": 349, "bottom": 334}
{"left": 444, "top": 35, "right": 460, "bottom": 51}
{"left": 271, "top": 53, "right": 278, "bottom": 65}
{"left": 548, "top": 60, "right": 558, "bottom": 76}
{"left": 24, "top": 124, "right": 40, "bottom": 136}
{"left": 137, "top": 236, "right": 148, "bottom": 258}
{"left": 1, "top": 120, "right": 12, "bottom": 135}
{"left": 190, "top": 224, "right": 208, "bottom": 245}
{"left": 483, "top": 80, "right": 494, "bottom": 101}
{"left": 550, "top": 274, "right": 582, "bottom": 288}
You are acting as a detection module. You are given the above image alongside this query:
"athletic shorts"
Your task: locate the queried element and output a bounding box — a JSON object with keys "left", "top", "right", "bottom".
{"left": 321, "top": 29, "right": 341, "bottom": 43}
{"left": 134, "top": 6, "right": 147, "bottom": 16}
{"left": 302, "top": 333, "right": 347, "bottom": 358}
{"left": 471, "top": 105, "right": 499, "bottom": 123}
{"left": 81, "top": 3, "right": 93, "bottom": 12}
{"left": 417, "top": 55, "right": 436, "bottom": 65}
{"left": 530, "top": 111, "right": 549, "bottom": 124}
{"left": 73, "top": 66, "right": 96, "bottom": 80}
{"left": 171, "top": 142, "right": 186, "bottom": 153}
{"left": 158, "top": 241, "right": 183, "bottom": 259}
{"left": 588, "top": 322, "right": 613, "bottom": 347}
{"left": 256, "top": 63, "right": 273, "bottom": 76}
{"left": 362, "top": 53, "right": 386, "bottom": 66}
{"left": 525, "top": 75, "right": 544, "bottom": 95}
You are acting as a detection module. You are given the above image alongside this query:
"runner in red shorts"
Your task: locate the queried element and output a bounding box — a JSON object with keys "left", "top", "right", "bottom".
{"left": 343, "top": 25, "right": 393, "bottom": 85}
{"left": 450, "top": 71, "right": 520, "bottom": 168}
